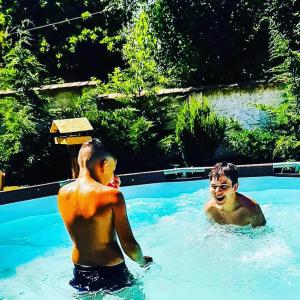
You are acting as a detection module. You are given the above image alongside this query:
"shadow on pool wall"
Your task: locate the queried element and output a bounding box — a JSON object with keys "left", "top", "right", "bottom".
{"left": 0, "top": 162, "right": 299, "bottom": 205}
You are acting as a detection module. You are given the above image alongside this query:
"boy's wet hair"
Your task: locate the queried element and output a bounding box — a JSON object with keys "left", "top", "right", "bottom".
{"left": 79, "top": 138, "right": 115, "bottom": 169}
{"left": 209, "top": 162, "right": 238, "bottom": 185}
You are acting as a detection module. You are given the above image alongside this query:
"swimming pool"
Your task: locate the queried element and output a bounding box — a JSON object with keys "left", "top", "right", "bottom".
{"left": 0, "top": 176, "right": 299, "bottom": 299}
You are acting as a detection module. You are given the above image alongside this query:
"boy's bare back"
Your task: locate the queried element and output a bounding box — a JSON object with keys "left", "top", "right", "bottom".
{"left": 58, "top": 177, "right": 125, "bottom": 266}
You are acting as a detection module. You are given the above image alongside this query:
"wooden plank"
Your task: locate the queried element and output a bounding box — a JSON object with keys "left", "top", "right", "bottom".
{"left": 50, "top": 117, "right": 93, "bottom": 133}
{"left": 54, "top": 136, "right": 92, "bottom": 145}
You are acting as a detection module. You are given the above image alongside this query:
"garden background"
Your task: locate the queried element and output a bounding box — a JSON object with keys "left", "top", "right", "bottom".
{"left": 0, "top": 0, "right": 299, "bottom": 186}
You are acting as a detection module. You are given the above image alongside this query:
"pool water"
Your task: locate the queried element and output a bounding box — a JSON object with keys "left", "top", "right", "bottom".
{"left": 0, "top": 176, "right": 300, "bottom": 299}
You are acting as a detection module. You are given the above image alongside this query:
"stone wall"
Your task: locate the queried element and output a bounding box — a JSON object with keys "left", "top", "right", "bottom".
{"left": 0, "top": 81, "right": 285, "bottom": 129}
{"left": 190, "top": 83, "right": 284, "bottom": 128}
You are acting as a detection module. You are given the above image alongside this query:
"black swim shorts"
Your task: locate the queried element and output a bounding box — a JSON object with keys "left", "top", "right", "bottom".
{"left": 69, "top": 262, "right": 135, "bottom": 293}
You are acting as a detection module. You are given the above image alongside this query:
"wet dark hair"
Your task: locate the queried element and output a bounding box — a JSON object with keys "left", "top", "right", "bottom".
{"left": 209, "top": 162, "right": 238, "bottom": 185}
{"left": 79, "top": 138, "right": 115, "bottom": 170}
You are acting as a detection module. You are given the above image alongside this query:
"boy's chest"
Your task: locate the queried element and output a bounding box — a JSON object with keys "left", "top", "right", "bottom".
{"left": 213, "top": 207, "right": 250, "bottom": 226}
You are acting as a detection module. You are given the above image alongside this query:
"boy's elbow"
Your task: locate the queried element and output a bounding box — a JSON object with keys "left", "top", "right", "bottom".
{"left": 122, "top": 241, "right": 143, "bottom": 261}
{"left": 123, "top": 241, "right": 139, "bottom": 255}
{"left": 252, "top": 215, "right": 266, "bottom": 228}
{"left": 260, "top": 217, "right": 267, "bottom": 227}
{"left": 258, "top": 211, "right": 267, "bottom": 226}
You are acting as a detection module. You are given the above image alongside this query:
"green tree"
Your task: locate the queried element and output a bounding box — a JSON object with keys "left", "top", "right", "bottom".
{"left": 263, "top": 13, "right": 300, "bottom": 160}
{"left": 0, "top": 28, "right": 69, "bottom": 184}
{"left": 103, "top": 10, "right": 170, "bottom": 95}
{"left": 224, "top": 11, "right": 300, "bottom": 163}
{"left": 0, "top": 0, "right": 138, "bottom": 82}
{"left": 82, "top": 10, "right": 178, "bottom": 171}
{"left": 149, "top": 0, "right": 269, "bottom": 86}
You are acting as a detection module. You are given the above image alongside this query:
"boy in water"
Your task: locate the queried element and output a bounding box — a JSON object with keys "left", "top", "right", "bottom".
{"left": 58, "top": 138, "right": 152, "bottom": 293}
{"left": 205, "top": 162, "right": 266, "bottom": 228}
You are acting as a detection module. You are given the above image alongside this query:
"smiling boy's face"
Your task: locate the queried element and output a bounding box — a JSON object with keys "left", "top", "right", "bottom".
{"left": 210, "top": 175, "right": 238, "bottom": 207}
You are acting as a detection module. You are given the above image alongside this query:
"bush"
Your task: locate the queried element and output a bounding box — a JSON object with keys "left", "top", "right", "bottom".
{"left": 96, "top": 107, "right": 154, "bottom": 152}
{"left": 224, "top": 122, "right": 276, "bottom": 162}
{"left": 175, "top": 98, "right": 227, "bottom": 165}
{"left": 0, "top": 29, "right": 58, "bottom": 185}
{"left": 273, "top": 135, "right": 300, "bottom": 160}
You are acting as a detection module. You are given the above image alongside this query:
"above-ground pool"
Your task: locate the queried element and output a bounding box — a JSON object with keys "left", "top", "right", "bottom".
{"left": 0, "top": 176, "right": 300, "bottom": 299}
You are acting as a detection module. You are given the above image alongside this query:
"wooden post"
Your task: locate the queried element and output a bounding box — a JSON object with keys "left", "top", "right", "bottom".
{"left": 68, "top": 145, "right": 80, "bottom": 179}
{"left": 0, "top": 170, "right": 5, "bottom": 191}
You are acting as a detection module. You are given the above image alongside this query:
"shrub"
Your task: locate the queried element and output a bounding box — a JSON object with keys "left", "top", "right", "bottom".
{"left": 224, "top": 122, "right": 276, "bottom": 162}
{"left": 273, "top": 135, "right": 300, "bottom": 160}
{"left": 175, "top": 98, "right": 227, "bottom": 165}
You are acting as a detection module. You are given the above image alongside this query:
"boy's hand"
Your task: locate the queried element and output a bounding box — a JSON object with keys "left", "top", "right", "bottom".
{"left": 140, "top": 256, "right": 153, "bottom": 268}
{"left": 108, "top": 176, "right": 121, "bottom": 189}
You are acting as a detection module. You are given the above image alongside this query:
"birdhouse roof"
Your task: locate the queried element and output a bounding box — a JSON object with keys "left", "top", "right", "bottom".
{"left": 50, "top": 117, "right": 93, "bottom": 134}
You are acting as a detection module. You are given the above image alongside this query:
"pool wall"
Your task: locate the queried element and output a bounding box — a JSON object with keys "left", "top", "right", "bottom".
{"left": 0, "top": 162, "right": 298, "bottom": 205}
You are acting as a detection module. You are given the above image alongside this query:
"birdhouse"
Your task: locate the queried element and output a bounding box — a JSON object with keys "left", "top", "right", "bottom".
{"left": 50, "top": 117, "right": 93, "bottom": 178}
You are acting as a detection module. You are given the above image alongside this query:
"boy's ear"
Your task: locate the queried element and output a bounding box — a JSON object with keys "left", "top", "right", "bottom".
{"left": 98, "top": 159, "right": 108, "bottom": 170}
{"left": 233, "top": 183, "right": 239, "bottom": 191}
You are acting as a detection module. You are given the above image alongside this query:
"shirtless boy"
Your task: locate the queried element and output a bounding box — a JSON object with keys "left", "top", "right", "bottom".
{"left": 205, "top": 162, "right": 266, "bottom": 228}
{"left": 58, "top": 138, "right": 152, "bottom": 293}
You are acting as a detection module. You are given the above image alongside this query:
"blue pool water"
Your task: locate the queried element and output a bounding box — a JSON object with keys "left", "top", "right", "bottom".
{"left": 0, "top": 176, "right": 299, "bottom": 299}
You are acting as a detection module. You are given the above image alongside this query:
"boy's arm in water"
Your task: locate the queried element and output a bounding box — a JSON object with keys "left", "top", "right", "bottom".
{"left": 113, "top": 192, "right": 152, "bottom": 267}
{"left": 248, "top": 204, "right": 266, "bottom": 228}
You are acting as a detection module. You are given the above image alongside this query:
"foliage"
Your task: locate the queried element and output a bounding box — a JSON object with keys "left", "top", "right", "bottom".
{"left": 257, "top": 98, "right": 300, "bottom": 161}
{"left": 48, "top": 87, "right": 100, "bottom": 121}
{"left": 149, "top": 0, "right": 270, "bottom": 86}
{"left": 1, "top": 0, "right": 298, "bottom": 88}
{"left": 0, "top": 4, "right": 8, "bottom": 51}
{"left": 101, "top": 10, "right": 172, "bottom": 96}
{"left": 47, "top": 10, "right": 178, "bottom": 172}
{"left": 224, "top": 122, "right": 276, "bottom": 162}
{"left": 1, "top": 0, "right": 299, "bottom": 184}
{"left": 273, "top": 135, "right": 300, "bottom": 160}
{"left": 224, "top": 4, "right": 300, "bottom": 163}
{"left": 98, "top": 108, "right": 155, "bottom": 153}
{"left": 175, "top": 97, "right": 227, "bottom": 165}
{"left": 0, "top": 0, "right": 138, "bottom": 81}
{"left": 148, "top": 0, "right": 193, "bottom": 86}
{"left": 0, "top": 25, "right": 45, "bottom": 93}
{"left": 90, "top": 10, "right": 177, "bottom": 170}
{"left": 265, "top": 0, "right": 299, "bottom": 49}
{"left": 225, "top": 122, "right": 300, "bottom": 162}
{"left": 268, "top": 21, "right": 300, "bottom": 105}
{"left": 0, "top": 28, "right": 47, "bottom": 158}
{"left": 256, "top": 13, "right": 300, "bottom": 161}
{"left": 0, "top": 29, "right": 68, "bottom": 185}
{"left": 0, "top": 97, "right": 36, "bottom": 163}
